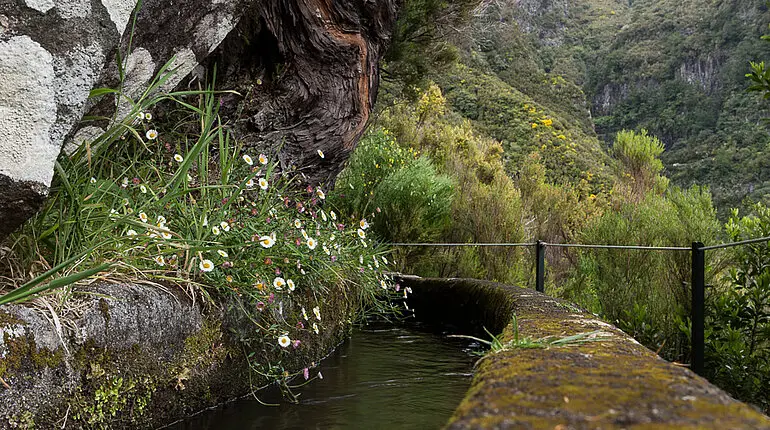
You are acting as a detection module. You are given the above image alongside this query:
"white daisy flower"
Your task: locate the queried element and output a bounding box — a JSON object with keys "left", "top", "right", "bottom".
{"left": 258, "top": 154, "right": 268, "bottom": 165}
{"left": 246, "top": 179, "right": 254, "bottom": 188}
{"left": 174, "top": 154, "right": 184, "bottom": 163}
{"left": 139, "top": 212, "right": 148, "bottom": 223}
{"left": 220, "top": 221, "right": 230, "bottom": 232}
{"left": 357, "top": 229, "right": 366, "bottom": 239}
{"left": 121, "top": 177, "right": 129, "bottom": 188}
{"left": 157, "top": 215, "right": 167, "bottom": 224}
{"left": 273, "top": 277, "right": 286, "bottom": 290}
{"left": 302, "top": 307, "right": 309, "bottom": 320}
{"left": 217, "top": 250, "right": 229, "bottom": 258}
{"left": 380, "top": 280, "right": 387, "bottom": 289}
{"left": 154, "top": 255, "right": 165, "bottom": 266}
{"left": 330, "top": 234, "right": 335, "bottom": 242}
{"left": 278, "top": 335, "right": 291, "bottom": 348}
{"left": 307, "top": 238, "right": 317, "bottom": 250}
{"left": 199, "top": 259, "right": 215, "bottom": 272}
{"left": 212, "top": 226, "right": 221, "bottom": 235}
{"left": 144, "top": 112, "right": 152, "bottom": 121}
{"left": 330, "top": 211, "right": 337, "bottom": 220}
{"left": 161, "top": 231, "right": 172, "bottom": 240}
{"left": 287, "top": 279, "right": 296, "bottom": 292}
{"left": 316, "top": 189, "right": 325, "bottom": 200}
{"left": 243, "top": 154, "right": 254, "bottom": 165}
{"left": 321, "top": 211, "right": 327, "bottom": 222}
{"left": 360, "top": 219, "right": 369, "bottom": 230}
{"left": 313, "top": 323, "right": 319, "bottom": 334}
{"left": 259, "top": 178, "right": 269, "bottom": 190}
{"left": 382, "top": 256, "right": 388, "bottom": 264}
{"left": 317, "top": 149, "right": 325, "bottom": 158}
{"left": 126, "top": 229, "right": 138, "bottom": 236}
{"left": 146, "top": 129, "right": 158, "bottom": 140}
{"left": 136, "top": 112, "right": 145, "bottom": 121}
{"left": 294, "top": 219, "right": 302, "bottom": 228}
{"left": 301, "top": 229, "right": 309, "bottom": 240}
{"left": 313, "top": 306, "right": 321, "bottom": 320}
{"left": 259, "top": 235, "right": 275, "bottom": 248}
{"left": 90, "top": 177, "right": 97, "bottom": 184}
{"left": 323, "top": 245, "right": 331, "bottom": 255}
{"left": 140, "top": 184, "right": 147, "bottom": 194}
{"left": 359, "top": 255, "right": 364, "bottom": 264}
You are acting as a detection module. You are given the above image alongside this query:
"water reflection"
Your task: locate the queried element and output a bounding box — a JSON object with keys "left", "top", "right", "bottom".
{"left": 172, "top": 323, "right": 477, "bottom": 429}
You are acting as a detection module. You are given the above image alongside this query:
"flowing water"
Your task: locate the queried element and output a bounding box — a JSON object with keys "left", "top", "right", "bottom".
{"left": 172, "top": 323, "right": 478, "bottom": 429}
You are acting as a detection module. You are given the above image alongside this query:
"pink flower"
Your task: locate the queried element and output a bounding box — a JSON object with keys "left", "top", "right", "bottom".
{"left": 275, "top": 268, "right": 281, "bottom": 275}
{"left": 295, "top": 238, "right": 302, "bottom": 246}
{"left": 296, "top": 321, "right": 305, "bottom": 329}
{"left": 330, "top": 255, "right": 337, "bottom": 262}
{"left": 256, "top": 301, "right": 266, "bottom": 311}
{"left": 266, "top": 217, "right": 272, "bottom": 223}
{"left": 292, "top": 340, "right": 301, "bottom": 349}
{"left": 337, "top": 223, "right": 345, "bottom": 231}
{"left": 268, "top": 293, "right": 275, "bottom": 304}
{"left": 395, "top": 283, "right": 401, "bottom": 292}
{"left": 303, "top": 368, "right": 310, "bottom": 380}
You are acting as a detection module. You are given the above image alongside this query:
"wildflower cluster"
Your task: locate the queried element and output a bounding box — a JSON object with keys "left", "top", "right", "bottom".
{"left": 1, "top": 91, "right": 402, "bottom": 393}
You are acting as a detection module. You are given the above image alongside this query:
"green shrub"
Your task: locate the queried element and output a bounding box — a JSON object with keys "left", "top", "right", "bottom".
{"left": 705, "top": 203, "right": 770, "bottom": 412}
{"left": 371, "top": 157, "right": 454, "bottom": 243}
{"left": 564, "top": 186, "right": 721, "bottom": 360}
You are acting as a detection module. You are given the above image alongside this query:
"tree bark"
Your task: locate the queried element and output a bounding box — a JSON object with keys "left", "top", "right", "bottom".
{"left": 211, "top": 0, "right": 397, "bottom": 187}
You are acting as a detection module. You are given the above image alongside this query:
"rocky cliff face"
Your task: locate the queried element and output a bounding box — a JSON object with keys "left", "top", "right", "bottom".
{"left": 0, "top": 0, "right": 397, "bottom": 242}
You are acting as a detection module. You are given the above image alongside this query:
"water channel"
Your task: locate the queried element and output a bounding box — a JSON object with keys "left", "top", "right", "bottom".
{"left": 172, "top": 323, "right": 478, "bottom": 429}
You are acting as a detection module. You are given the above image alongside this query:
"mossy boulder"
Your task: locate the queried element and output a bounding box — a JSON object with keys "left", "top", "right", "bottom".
{"left": 0, "top": 282, "right": 353, "bottom": 429}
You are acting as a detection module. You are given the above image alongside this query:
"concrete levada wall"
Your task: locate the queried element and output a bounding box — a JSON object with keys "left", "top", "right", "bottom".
{"left": 0, "top": 282, "right": 352, "bottom": 429}
{"left": 396, "top": 276, "right": 770, "bottom": 429}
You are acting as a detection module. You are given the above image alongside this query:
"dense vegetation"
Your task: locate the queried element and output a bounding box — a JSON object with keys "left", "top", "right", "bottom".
{"left": 330, "top": 0, "right": 770, "bottom": 413}
{"left": 0, "top": 72, "right": 401, "bottom": 405}
{"left": 2, "top": 0, "right": 770, "bottom": 418}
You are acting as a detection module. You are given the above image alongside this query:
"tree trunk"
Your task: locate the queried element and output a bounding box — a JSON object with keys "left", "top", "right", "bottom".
{"left": 210, "top": 0, "right": 397, "bottom": 187}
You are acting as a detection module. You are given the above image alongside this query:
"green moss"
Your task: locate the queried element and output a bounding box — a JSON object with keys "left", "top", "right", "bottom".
{"left": 98, "top": 299, "right": 110, "bottom": 325}
{"left": 6, "top": 411, "right": 35, "bottom": 429}
{"left": 443, "top": 283, "right": 770, "bottom": 428}
{"left": 68, "top": 348, "right": 158, "bottom": 429}
{"left": 0, "top": 330, "right": 64, "bottom": 380}
{"left": 0, "top": 310, "right": 21, "bottom": 327}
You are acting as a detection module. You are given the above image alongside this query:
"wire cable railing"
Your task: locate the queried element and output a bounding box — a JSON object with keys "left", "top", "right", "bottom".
{"left": 390, "top": 236, "right": 770, "bottom": 376}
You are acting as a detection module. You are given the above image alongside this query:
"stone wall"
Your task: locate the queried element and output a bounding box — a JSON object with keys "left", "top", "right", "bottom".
{"left": 397, "top": 276, "right": 770, "bottom": 429}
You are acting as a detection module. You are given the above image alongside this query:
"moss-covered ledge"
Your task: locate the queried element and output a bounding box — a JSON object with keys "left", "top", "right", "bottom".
{"left": 395, "top": 276, "right": 770, "bottom": 429}
{"left": 0, "top": 282, "right": 353, "bottom": 429}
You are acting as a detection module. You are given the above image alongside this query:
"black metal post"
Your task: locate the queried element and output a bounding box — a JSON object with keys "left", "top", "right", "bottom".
{"left": 691, "top": 242, "right": 705, "bottom": 376}
{"left": 536, "top": 241, "right": 545, "bottom": 293}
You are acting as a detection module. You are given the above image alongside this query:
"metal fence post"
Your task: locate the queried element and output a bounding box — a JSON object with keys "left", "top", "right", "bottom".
{"left": 691, "top": 242, "right": 705, "bottom": 376}
{"left": 536, "top": 241, "right": 545, "bottom": 293}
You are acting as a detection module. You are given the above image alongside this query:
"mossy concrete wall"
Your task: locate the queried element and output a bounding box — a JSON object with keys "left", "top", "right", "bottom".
{"left": 397, "top": 276, "right": 770, "bottom": 429}
{"left": 0, "top": 283, "right": 352, "bottom": 429}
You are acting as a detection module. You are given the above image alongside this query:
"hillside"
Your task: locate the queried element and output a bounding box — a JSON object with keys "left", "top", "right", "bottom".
{"left": 443, "top": 0, "right": 770, "bottom": 216}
